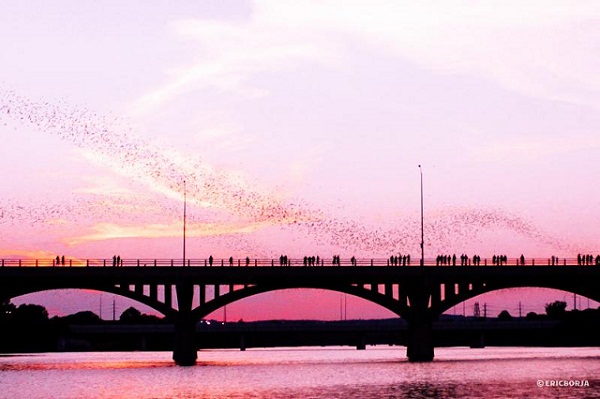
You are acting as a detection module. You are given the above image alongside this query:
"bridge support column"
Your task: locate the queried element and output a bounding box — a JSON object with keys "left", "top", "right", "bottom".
{"left": 173, "top": 283, "right": 197, "bottom": 366}
{"left": 406, "top": 317, "right": 434, "bottom": 362}
{"left": 406, "top": 286, "right": 434, "bottom": 362}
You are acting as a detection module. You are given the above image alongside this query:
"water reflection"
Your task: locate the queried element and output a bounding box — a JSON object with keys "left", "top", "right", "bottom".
{"left": 0, "top": 347, "right": 598, "bottom": 399}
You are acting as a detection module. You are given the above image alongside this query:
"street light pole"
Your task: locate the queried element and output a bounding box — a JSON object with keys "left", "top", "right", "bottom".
{"left": 183, "top": 179, "right": 186, "bottom": 267}
{"left": 419, "top": 165, "right": 424, "bottom": 266}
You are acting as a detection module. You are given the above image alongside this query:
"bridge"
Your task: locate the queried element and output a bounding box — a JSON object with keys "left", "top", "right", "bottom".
{"left": 1, "top": 257, "right": 599, "bottom": 366}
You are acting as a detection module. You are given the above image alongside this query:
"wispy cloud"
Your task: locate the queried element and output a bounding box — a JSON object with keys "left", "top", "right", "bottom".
{"left": 0, "top": 248, "right": 57, "bottom": 259}
{"left": 474, "top": 135, "right": 600, "bottom": 162}
{"left": 64, "top": 220, "right": 281, "bottom": 246}
{"left": 133, "top": 1, "right": 600, "bottom": 113}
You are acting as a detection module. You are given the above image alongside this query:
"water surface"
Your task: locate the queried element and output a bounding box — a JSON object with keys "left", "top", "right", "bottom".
{"left": 1, "top": 347, "right": 598, "bottom": 398}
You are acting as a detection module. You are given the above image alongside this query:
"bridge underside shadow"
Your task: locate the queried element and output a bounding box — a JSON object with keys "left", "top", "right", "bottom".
{"left": 1, "top": 265, "right": 599, "bottom": 366}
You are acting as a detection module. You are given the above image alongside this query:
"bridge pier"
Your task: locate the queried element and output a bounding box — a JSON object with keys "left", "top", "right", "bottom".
{"left": 172, "top": 283, "right": 197, "bottom": 366}
{"left": 173, "top": 316, "right": 197, "bottom": 366}
{"left": 406, "top": 317, "right": 434, "bottom": 362}
{"left": 405, "top": 285, "right": 434, "bottom": 362}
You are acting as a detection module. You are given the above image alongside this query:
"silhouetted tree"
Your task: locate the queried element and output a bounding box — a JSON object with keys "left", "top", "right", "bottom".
{"left": 13, "top": 304, "right": 49, "bottom": 324}
{"left": 545, "top": 300, "right": 567, "bottom": 319}
{"left": 119, "top": 307, "right": 142, "bottom": 322}
{"left": 498, "top": 310, "right": 513, "bottom": 321}
{"left": 119, "top": 307, "right": 162, "bottom": 324}
{"left": 525, "top": 312, "right": 539, "bottom": 320}
{"left": 0, "top": 300, "right": 16, "bottom": 322}
{"left": 60, "top": 311, "right": 102, "bottom": 324}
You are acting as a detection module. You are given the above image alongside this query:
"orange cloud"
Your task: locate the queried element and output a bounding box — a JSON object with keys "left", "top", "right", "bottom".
{"left": 0, "top": 249, "right": 95, "bottom": 266}
{"left": 63, "top": 219, "right": 294, "bottom": 246}
{"left": 0, "top": 248, "right": 57, "bottom": 259}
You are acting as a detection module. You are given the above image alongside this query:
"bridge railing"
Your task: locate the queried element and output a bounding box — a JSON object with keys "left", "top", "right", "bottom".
{"left": 0, "top": 257, "right": 594, "bottom": 268}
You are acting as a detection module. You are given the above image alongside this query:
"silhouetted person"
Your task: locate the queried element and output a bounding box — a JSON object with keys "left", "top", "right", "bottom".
{"left": 245, "top": 256, "right": 250, "bottom": 266}
{"left": 520, "top": 254, "right": 525, "bottom": 266}
{"left": 229, "top": 256, "right": 233, "bottom": 266}
{"left": 61, "top": 255, "right": 65, "bottom": 266}
{"left": 209, "top": 255, "right": 213, "bottom": 266}
{"left": 56, "top": 256, "right": 60, "bottom": 267}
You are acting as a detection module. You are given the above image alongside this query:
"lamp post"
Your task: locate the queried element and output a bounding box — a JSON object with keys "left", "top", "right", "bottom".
{"left": 183, "top": 179, "right": 187, "bottom": 267}
{"left": 419, "top": 165, "right": 424, "bottom": 266}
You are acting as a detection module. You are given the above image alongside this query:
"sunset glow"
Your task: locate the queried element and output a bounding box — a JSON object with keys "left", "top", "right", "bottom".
{"left": 1, "top": 1, "right": 599, "bottom": 320}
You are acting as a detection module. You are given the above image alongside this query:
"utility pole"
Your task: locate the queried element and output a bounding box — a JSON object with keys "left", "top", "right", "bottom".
{"left": 183, "top": 179, "right": 187, "bottom": 267}
{"left": 344, "top": 295, "right": 347, "bottom": 321}
{"left": 418, "top": 165, "right": 424, "bottom": 266}
{"left": 483, "top": 303, "right": 487, "bottom": 319}
{"left": 519, "top": 301, "right": 522, "bottom": 318}
{"left": 112, "top": 297, "right": 116, "bottom": 321}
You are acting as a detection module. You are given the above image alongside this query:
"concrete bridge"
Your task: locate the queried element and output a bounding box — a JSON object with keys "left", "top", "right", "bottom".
{"left": 1, "top": 257, "right": 599, "bottom": 366}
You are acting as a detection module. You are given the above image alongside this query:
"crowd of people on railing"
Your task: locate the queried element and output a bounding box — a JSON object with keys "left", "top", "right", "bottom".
{"left": 577, "top": 254, "right": 600, "bottom": 266}
{"left": 492, "top": 255, "right": 509, "bottom": 265}
{"left": 303, "top": 256, "right": 320, "bottom": 266}
{"left": 436, "top": 254, "right": 482, "bottom": 266}
{"left": 389, "top": 254, "right": 411, "bottom": 266}
{"left": 112, "top": 255, "right": 122, "bottom": 267}
{"left": 6, "top": 253, "right": 600, "bottom": 268}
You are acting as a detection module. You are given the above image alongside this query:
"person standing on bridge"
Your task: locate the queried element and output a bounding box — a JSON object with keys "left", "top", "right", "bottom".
{"left": 520, "top": 254, "right": 525, "bottom": 266}
{"left": 229, "top": 256, "right": 233, "bottom": 266}
{"left": 209, "top": 255, "right": 213, "bottom": 267}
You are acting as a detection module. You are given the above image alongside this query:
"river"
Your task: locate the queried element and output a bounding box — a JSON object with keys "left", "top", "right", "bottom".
{"left": 1, "top": 347, "right": 598, "bottom": 398}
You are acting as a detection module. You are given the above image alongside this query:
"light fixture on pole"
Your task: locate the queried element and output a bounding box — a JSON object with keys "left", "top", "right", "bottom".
{"left": 419, "top": 165, "right": 424, "bottom": 266}
{"left": 183, "top": 179, "right": 187, "bottom": 267}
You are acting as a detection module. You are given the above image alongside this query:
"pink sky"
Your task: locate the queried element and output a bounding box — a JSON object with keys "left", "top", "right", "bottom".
{"left": 1, "top": 1, "right": 599, "bottom": 320}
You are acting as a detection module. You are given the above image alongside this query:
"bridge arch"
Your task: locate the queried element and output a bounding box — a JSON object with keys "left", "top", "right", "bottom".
{"left": 431, "top": 282, "right": 600, "bottom": 317}
{"left": 3, "top": 286, "right": 176, "bottom": 319}
{"left": 191, "top": 284, "right": 407, "bottom": 322}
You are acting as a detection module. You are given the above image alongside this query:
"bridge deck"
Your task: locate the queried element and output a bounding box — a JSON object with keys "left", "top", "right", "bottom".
{"left": 0, "top": 256, "right": 596, "bottom": 268}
